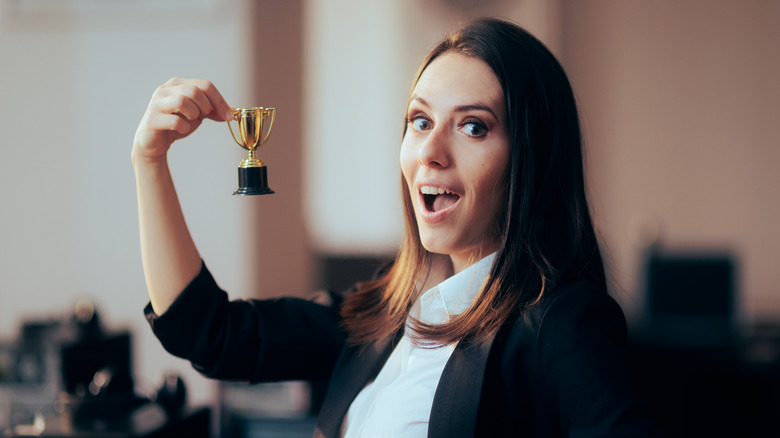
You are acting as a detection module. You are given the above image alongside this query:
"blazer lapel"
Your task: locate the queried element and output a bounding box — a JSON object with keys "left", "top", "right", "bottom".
{"left": 428, "top": 333, "right": 496, "bottom": 438}
{"left": 315, "top": 331, "right": 401, "bottom": 438}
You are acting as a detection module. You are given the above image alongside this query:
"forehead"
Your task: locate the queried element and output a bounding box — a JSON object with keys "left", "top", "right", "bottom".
{"left": 411, "top": 52, "right": 504, "bottom": 110}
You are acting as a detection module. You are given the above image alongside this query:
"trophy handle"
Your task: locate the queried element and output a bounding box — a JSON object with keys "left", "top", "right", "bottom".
{"left": 226, "top": 110, "right": 244, "bottom": 148}
{"left": 259, "top": 108, "right": 276, "bottom": 147}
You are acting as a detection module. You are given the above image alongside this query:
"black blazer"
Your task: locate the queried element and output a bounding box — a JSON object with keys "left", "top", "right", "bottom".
{"left": 146, "top": 263, "right": 662, "bottom": 437}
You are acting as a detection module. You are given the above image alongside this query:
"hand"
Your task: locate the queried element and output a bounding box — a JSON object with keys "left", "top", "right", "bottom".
{"left": 132, "top": 78, "right": 233, "bottom": 165}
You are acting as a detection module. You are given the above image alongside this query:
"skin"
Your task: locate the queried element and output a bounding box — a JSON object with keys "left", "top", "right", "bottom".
{"left": 400, "top": 52, "right": 510, "bottom": 274}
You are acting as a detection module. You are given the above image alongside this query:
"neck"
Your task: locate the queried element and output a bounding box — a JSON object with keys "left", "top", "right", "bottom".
{"left": 416, "top": 254, "right": 453, "bottom": 295}
{"left": 450, "top": 243, "right": 499, "bottom": 274}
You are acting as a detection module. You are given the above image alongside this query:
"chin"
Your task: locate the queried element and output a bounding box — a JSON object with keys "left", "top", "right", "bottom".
{"left": 420, "top": 232, "right": 501, "bottom": 260}
{"left": 418, "top": 235, "right": 454, "bottom": 256}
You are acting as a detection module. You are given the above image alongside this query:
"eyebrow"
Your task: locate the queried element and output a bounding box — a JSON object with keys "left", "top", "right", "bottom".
{"left": 410, "top": 96, "right": 500, "bottom": 121}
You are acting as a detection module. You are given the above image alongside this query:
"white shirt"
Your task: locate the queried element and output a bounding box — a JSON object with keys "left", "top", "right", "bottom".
{"left": 343, "top": 253, "right": 496, "bottom": 438}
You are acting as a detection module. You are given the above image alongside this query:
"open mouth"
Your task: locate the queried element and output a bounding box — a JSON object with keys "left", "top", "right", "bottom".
{"left": 421, "top": 185, "right": 460, "bottom": 213}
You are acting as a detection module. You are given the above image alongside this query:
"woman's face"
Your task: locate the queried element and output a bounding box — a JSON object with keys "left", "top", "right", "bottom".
{"left": 401, "top": 52, "right": 510, "bottom": 273}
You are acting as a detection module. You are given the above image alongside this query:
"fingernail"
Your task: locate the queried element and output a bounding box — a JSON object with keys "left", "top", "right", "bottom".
{"left": 223, "top": 110, "right": 234, "bottom": 121}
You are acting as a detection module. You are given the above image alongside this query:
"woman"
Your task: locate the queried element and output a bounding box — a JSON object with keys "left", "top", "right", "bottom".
{"left": 134, "top": 18, "right": 662, "bottom": 437}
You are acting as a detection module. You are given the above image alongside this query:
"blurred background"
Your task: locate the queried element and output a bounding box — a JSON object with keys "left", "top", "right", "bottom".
{"left": 0, "top": 0, "right": 778, "bottom": 436}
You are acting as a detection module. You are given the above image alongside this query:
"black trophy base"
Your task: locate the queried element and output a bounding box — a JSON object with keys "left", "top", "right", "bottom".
{"left": 234, "top": 166, "right": 274, "bottom": 196}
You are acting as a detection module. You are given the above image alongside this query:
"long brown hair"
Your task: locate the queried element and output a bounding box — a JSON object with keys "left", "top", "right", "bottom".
{"left": 340, "top": 18, "right": 605, "bottom": 347}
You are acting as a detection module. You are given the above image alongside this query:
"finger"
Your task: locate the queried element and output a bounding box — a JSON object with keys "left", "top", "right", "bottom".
{"left": 181, "top": 84, "right": 215, "bottom": 120}
{"left": 152, "top": 82, "right": 212, "bottom": 119}
{"left": 189, "top": 79, "right": 233, "bottom": 121}
{"left": 153, "top": 78, "right": 232, "bottom": 121}
{"left": 145, "top": 113, "right": 192, "bottom": 135}
{"left": 162, "top": 77, "right": 186, "bottom": 87}
{"left": 153, "top": 94, "right": 203, "bottom": 121}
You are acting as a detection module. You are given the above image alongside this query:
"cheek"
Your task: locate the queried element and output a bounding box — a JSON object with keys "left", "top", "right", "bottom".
{"left": 474, "top": 150, "right": 509, "bottom": 191}
{"left": 470, "top": 151, "right": 510, "bottom": 220}
{"left": 399, "top": 138, "right": 417, "bottom": 184}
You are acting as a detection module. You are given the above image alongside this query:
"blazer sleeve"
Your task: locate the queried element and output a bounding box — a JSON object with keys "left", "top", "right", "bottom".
{"left": 534, "top": 282, "right": 663, "bottom": 437}
{"left": 144, "top": 262, "right": 345, "bottom": 383}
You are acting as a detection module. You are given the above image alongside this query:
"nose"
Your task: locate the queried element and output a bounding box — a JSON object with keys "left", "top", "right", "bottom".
{"left": 417, "top": 125, "right": 450, "bottom": 168}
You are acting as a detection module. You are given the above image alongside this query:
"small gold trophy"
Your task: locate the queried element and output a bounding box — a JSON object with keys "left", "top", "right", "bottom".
{"left": 227, "top": 107, "right": 276, "bottom": 195}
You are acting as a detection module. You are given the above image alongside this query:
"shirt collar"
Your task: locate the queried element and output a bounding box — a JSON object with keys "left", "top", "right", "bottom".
{"left": 410, "top": 253, "right": 496, "bottom": 325}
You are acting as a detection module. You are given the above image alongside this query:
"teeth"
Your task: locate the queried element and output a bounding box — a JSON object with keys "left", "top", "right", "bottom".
{"left": 420, "top": 186, "right": 453, "bottom": 195}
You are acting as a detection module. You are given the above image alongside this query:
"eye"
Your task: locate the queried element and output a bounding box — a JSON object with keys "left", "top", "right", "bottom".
{"left": 410, "top": 116, "right": 432, "bottom": 132}
{"left": 460, "top": 120, "right": 488, "bottom": 138}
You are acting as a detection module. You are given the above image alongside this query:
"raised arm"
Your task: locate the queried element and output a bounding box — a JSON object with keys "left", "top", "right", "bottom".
{"left": 132, "top": 78, "right": 233, "bottom": 315}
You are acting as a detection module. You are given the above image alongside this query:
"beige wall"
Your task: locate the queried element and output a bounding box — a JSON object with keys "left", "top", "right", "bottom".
{"left": 560, "top": 0, "right": 780, "bottom": 321}
{"left": 246, "top": 0, "right": 312, "bottom": 299}
{"left": 0, "top": 0, "right": 257, "bottom": 406}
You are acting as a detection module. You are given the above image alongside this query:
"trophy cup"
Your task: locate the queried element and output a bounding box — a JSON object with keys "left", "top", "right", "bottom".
{"left": 227, "top": 107, "right": 276, "bottom": 195}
